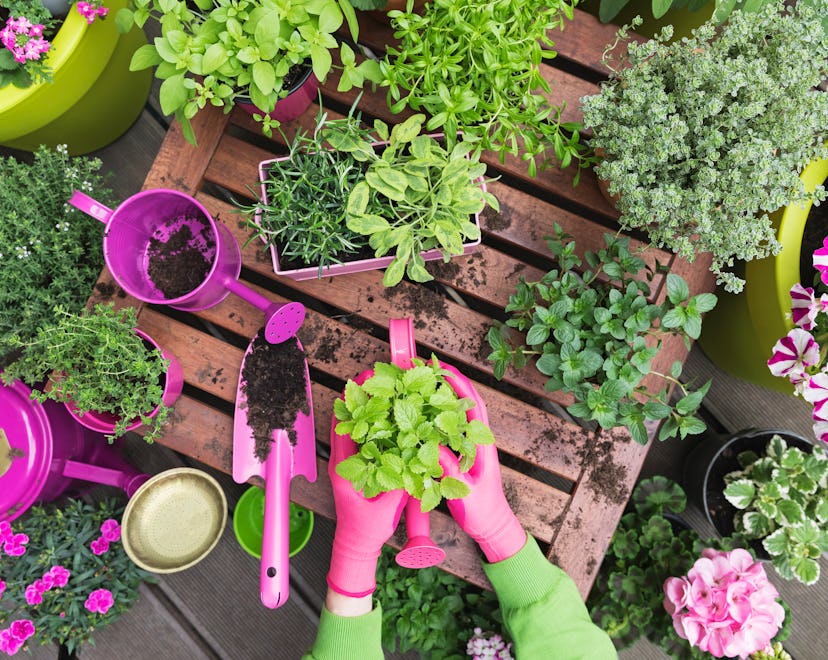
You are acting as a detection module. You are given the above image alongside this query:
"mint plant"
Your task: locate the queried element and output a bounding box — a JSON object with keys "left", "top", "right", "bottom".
{"left": 375, "top": 544, "right": 505, "bottom": 659}
{"left": 333, "top": 357, "right": 495, "bottom": 511}
{"left": 236, "top": 105, "right": 368, "bottom": 276}
{"left": 487, "top": 226, "right": 716, "bottom": 443}
{"left": 1, "top": 304, "right": 172, "bottom": 442}
{"left": 0, "top": 145, "right": 109, "bottom": 360}
{"left": 581, "top": 3, "right": 828, "bottom": 293}
{"left": 116, "top": 0, "right": 381, "bottom": 144}
{"left": 324, "top": 112, "right": 498, "bottom": 286}
{"left": 379, "top": 0, "right": 590, "bottom": 179}
{"left": 723, "top": 434, "right": 828, "bottom": 585}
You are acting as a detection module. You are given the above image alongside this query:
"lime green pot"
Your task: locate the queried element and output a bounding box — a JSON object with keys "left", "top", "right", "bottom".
{"left": 699, "top": 158, "right": 828, "bottom": 393}
{"left": 583, "top": 0, "right": 715, "bottom": 41}
{"left": 0, "top": 0, "right": 152, "bottom": 155}
{"left": 233, "top": 486, "right": 314, "bottom": 560}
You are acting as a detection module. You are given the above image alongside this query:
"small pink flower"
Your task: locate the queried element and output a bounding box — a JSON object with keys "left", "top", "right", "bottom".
{"left": 48, "top": 565, "right": 70, "bottom": 588}
{"left": 90, "top": 536, "right": 110, "bottom": 555}
{"left": 0, "top": 628, "right": 23, "bottom": 656}
{"left": 3, "top": 533, "right": 28, "bottom": 557}
{"left": 28, "top": 24, "right": 44, "bottom": 37}
{"left": 84, "top": 588, "right": 114, "bottom": 614}
{"left": 0, "top": 579, "right": 5, "bottom": 600}
{"left": 814, "top": 236, "right": 828, "bottom": 287}
{"left": 8, "top": 620, "right": 34, "bottom": 642}
{"left": 100, "top": 519, "right": 121, "bottom": 543}
{"left": 767, "top": 328, "right": 820, "bottom": 383}
{"left": 0, "top": 521, "right": 11, "bottom": 542}
{"left": 24, "top": 584, "right": 42, "bottom": 606}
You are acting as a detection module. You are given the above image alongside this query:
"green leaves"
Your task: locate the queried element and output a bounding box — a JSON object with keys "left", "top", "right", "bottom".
{"left": 334, "top": 356, "right": 494, "bottom": 510}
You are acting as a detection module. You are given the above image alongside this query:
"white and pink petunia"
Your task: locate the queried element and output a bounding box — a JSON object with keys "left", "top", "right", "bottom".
{"left": 767, "top": 328, "right": 820, "bottom": 382}
{"left": 814, "top": 236, "right": 828, "bottom": 287}
{"left": 789, "top": 284, "right": 825, "bottom": 330}
{"left": 813, "top": 420, "right": 828, "bottom": 444}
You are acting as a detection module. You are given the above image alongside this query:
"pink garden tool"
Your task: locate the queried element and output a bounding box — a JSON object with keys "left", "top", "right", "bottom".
{"left": 232, "top": 332, "right": 316, "bottom": 609}
{"left": 69, "top": 189, "right": 304, "bottom": 344}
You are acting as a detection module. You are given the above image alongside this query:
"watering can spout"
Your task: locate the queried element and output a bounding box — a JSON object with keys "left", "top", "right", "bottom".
{"left": 69, "top": 189, "right": 113, "bottom": 223}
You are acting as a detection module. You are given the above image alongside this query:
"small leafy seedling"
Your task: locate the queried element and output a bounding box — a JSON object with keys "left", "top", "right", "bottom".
{"left": 333, "top": 356, "right": 495, "bottom": 511}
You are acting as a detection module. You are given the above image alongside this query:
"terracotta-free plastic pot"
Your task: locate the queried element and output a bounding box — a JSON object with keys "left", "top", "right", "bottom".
{"left": 236, "top": 65, "right": 319, "bottom": 125}
{"left": 233, "top": 486, "right": 314, "bottom": 560}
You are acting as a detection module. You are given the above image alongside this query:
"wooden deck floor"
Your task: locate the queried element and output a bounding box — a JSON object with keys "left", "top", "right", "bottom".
{"left": 2, "top": 9, "right": 826, "bottom": 659}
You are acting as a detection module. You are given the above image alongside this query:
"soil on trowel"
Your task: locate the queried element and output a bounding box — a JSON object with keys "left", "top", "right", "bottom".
{"left": 147, "top": 220, "right": 214, "bottom": 299}
{"left": 241, "top": 331, "right": 310, "bottom": 462}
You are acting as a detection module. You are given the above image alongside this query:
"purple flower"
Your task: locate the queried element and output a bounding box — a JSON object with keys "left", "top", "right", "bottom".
{"left": 90, "top": 536, "right": 110, "bottom": 555}
{"left": 815, "top": 236, "right": 828, "bottom": 287}
{"left": 100, "top": 519, "right": 121, "bottom": 543}
{"left": 48, "top": 565, "right": 70, "bottom": 588}
{"left": 84, "top": 588, "right": 114, "bottom": 615}
{"left": 767, "top": 328, "right": 820, "bottom": 383}
{"left": 3, "top": 533, "right": 28, "bottom": 557}
{"left": 789, "top": 284, "right": 825, "bottom": 330}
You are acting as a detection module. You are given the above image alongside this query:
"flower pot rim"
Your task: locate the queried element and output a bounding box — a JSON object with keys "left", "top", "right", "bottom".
{"left": 254, "top": 135, "right": 485, "bottom": 281}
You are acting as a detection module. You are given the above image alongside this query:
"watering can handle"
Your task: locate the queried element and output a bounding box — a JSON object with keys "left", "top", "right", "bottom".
{"left": 68, "top": 190, "right": 113, "bottom": 223}
{"left": 61, "top": 460, "right": 150, "bottom": 497}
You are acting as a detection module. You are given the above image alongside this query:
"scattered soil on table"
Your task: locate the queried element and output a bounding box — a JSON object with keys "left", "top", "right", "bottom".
{"left": 383, "top": 284, "right": 448, "bottom": 330}
{"left": 147, "top": 219, "right": 214, "bottom": 299}
{"left": 240, "top": 332, "right": 310, "bottom": 462}
{"left": 578, "top": 438, "right": 628, "bottom": 505}
{"left": 94, "top": 282, "right": 127, "bottom": 300}
{"left": 801, "top": 202, "right": 827, "bottom": 291}
{"left": 481, "top": 204, "right": 512, "bottom": 231}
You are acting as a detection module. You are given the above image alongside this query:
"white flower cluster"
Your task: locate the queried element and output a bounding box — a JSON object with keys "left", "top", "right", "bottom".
{"left": 466, "top": 627, "right": 513, "bottom": 659}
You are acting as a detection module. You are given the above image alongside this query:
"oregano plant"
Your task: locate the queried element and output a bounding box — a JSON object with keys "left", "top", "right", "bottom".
{"left": 487, "top": 226, "right": 716, "bottom": 443}
{"left": 333, "top": 357, "right": 495, "bottom": 511}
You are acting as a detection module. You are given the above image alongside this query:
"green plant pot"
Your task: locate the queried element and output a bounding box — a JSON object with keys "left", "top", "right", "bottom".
{"left": 233, "top": 486, "right": 314, "bottom": 559}
{"left": 0, "top": 0, "right": 152, "bottom": 155}
{"left": 698, "top": 157, "right": 828, "bottom": 393}
{"left": 581, "top": 0, "right": 715, "bottom": 40}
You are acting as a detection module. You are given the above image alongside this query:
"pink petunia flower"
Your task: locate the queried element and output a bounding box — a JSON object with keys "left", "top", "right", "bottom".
{"left": 84, "top": 588, "right": 114, "bottom": 614}
{"left": 3, "top": 533, "right": 28, "bottom": 557}
{"left": 100, "top": 519, "right": 121, "bottom": 543}
{"left": 814, "top": 236, "right": 828, "bottom": 287}
{"left": 813, "top": 420, "right": 828, "bottom": 445}
{"left": 48, "top": 565, "right": 70, "bottom": 588}
{"left": 767, "top": 328, "right": 820, "bottom": 383}
{"left": 789, "top": 284, "right": 824, "bottom": 330}
{"left": 90, "top": 536, "right": 110, "bottom": 555}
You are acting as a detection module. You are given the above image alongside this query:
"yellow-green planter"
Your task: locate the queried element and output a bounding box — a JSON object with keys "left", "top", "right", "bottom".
{"left": 0, "top": 0, "right": 152, "bottom": 155}
{"left": 699, "top": 158, "right": 828, "bottom": 393}
{"left": 582, "top": 0, "right": 715, "bottom": 41}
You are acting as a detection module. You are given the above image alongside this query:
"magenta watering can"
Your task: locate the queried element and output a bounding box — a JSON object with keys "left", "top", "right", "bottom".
{"left": 0, "top": 379, "right": 150, "bottom": 523}
{"left": 69, "top": 189, "right": 304, "bottom": 344}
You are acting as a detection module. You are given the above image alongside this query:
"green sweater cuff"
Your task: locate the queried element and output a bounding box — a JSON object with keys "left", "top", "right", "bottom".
{"left": 483, "top": 534, "right": 562, "bottom": 609}
{"left": 307, "top": 602, "right": 384, "bottom": 660}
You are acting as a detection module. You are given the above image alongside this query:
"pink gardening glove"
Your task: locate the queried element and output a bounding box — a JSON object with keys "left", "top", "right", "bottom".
{"left": 327, "top": 423, "right": 407, "bottom": 598}
{"left": 438, "top": 442, "right": 526, "bottom": 563}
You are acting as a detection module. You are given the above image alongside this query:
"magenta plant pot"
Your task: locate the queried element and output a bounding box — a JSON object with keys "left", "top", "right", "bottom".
{"left": 236, "top": 66, "right": 319, "bottom": 125}
{"left": 63, "top": 328, "right": 184, "bottom": 436}
{"left": 254, "top": 138, "right": 485, "bottom": 281}
{"left": 0, "top": 379, "right": 150, "bottom": 522}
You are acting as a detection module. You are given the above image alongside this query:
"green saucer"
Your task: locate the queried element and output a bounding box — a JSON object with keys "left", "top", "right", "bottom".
{"left": 233, "top": 486, "right": 314, "bottom": 559}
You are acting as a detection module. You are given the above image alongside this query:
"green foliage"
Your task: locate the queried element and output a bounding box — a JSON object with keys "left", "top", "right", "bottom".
{"left": 116, "top": 0, "right": 381, "bottom": 144}
{"left": 588, "top": 477, "right": 718, "bottom": 658}
{"left": 1, "top": 304, "right": 172, "bottom": 443}
{"left": 347, "top": 0, "right": 387, "bottom": 9}
{"left": 333, "top": 356, "right": 495, "bottom": 511}
{"left": 379, "top": 0, "right": 592, "bottom": 179}
{"left": 236, "top": 104, "right": 368, "bottom": 275}
{"left": 325, "top": 112, "right": 499, "bottom": 286}
{"left": 597, "top": 0, "right": 773, "bottom": 24}
{"left": 487, "top": 226, "right": 715, "bottom": 442}
{"left": 0, "top": 498, "right": 154, "bottom": 655}
{"left": 0, "top": 145, "right": 109, "bottom": 359}
{"left": 724, "top": 434, "right": 828, "bottom": 585}
{"left": 581, "top": 2, "right": 828, "bottom": 292}
{"left": 375, "top": 544, "right": 505, "bottom": 659}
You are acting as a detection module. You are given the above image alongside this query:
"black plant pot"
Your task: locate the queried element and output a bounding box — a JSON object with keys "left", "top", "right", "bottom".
{"left": 682, "top": 427, "right": 814, "bottom": 559}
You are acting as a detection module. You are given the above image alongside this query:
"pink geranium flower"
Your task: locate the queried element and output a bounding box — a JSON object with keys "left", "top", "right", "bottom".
{"left": 0, "top": 579, "right": 5, "bottom": 600}
{"left": 90, "top": 536, "right": 110, "bottom": 555}
{"left": 664, "top": 548, "right": 784, "bottom": 659}
{"left": 3, "top": 533, "right": 29, "bottom": 557}
{"left": 767, "top": 328, "right": 820, "bottom": 383}
{"left": 84, "top": 588, "right": 114, "bottom": 615}
{"left": 0, "top": 521, "right": 11, "bottom": 542}
{"left": 100, "top": 519, "right": 121, "bottom": 543}
{"left": 47, "top": 566, "right": 70, "bottom": 588}
{"left": 24, "top": 584, "right": 42, "bottom": 606}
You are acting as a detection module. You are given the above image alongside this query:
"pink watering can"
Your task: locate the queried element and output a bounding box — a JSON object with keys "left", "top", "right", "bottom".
{"left": 0, "top": 379, "right": 150, "bottom": 523}
{"left": 69, "top": 189, "right": 304, "bottom": 344}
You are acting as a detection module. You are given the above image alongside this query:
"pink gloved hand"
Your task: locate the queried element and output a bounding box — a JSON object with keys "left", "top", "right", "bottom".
{"left": 438, "top": 442, "right": 526, "bottom": 563}
{"left": 327, "top": 423, "right": 407, "bottom": 598}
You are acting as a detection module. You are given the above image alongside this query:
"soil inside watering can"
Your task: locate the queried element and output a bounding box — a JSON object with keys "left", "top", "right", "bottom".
{"left": 241, "top": 332, "right": 310, "bottom": 461}
{"left": 147, "top": 220, "right": 214, "bottom": 299}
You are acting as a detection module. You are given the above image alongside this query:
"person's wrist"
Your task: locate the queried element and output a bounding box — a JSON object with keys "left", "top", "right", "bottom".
{"left": 325, "top": 588, "right": 373, "bottom": 617}
{"left": 326, "top": 534, "right": 381, "bottom": 598}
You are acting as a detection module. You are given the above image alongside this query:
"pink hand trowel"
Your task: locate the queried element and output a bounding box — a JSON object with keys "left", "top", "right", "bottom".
{"left": 233, "top": 331, "right": 316, "bottom": 608}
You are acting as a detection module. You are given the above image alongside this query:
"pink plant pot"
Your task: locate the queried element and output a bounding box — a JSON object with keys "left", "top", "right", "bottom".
{"left": 63, "top": 328, "right": 184, "bottom": 437}
{"left": 0, "top": 378, "right": 150, "bottom": 522}
{"left": 254, "top": 136, "right": 485, "bottom": 281}
{"left": 236, "top": 66, "right": 319, "bottom": 125}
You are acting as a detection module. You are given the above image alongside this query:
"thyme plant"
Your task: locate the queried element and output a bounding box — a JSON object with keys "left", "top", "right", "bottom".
{"left": 487, "top": 226, "right": 716, "bottom": 443}
{"left": 0, "top": 145, "right": 109, "bottom": 359}
{"left": 581, "top": 3, "right": 828, "bottom": 292}
{"left": 1, "top": 304, "right": 172, "bottom": 442}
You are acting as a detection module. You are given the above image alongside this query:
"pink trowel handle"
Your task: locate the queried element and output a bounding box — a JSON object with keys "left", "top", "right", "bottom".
{"left": 260, "top": 431, "right": 292, "bottom": 609}
{"left": 68, "top": 189, "right": 113, "bottom": 223}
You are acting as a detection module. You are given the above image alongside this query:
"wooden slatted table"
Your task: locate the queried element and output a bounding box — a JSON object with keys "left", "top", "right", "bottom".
{"left": 88, "top": 9, "right": 715, "bottom": 598}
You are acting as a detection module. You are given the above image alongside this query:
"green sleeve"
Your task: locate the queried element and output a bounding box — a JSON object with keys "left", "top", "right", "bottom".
{"left": 302, "top": 602, "right": 384, "bottom": 660}
{"left": 483, "top": 534, "right": 617, "bottom": 660}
